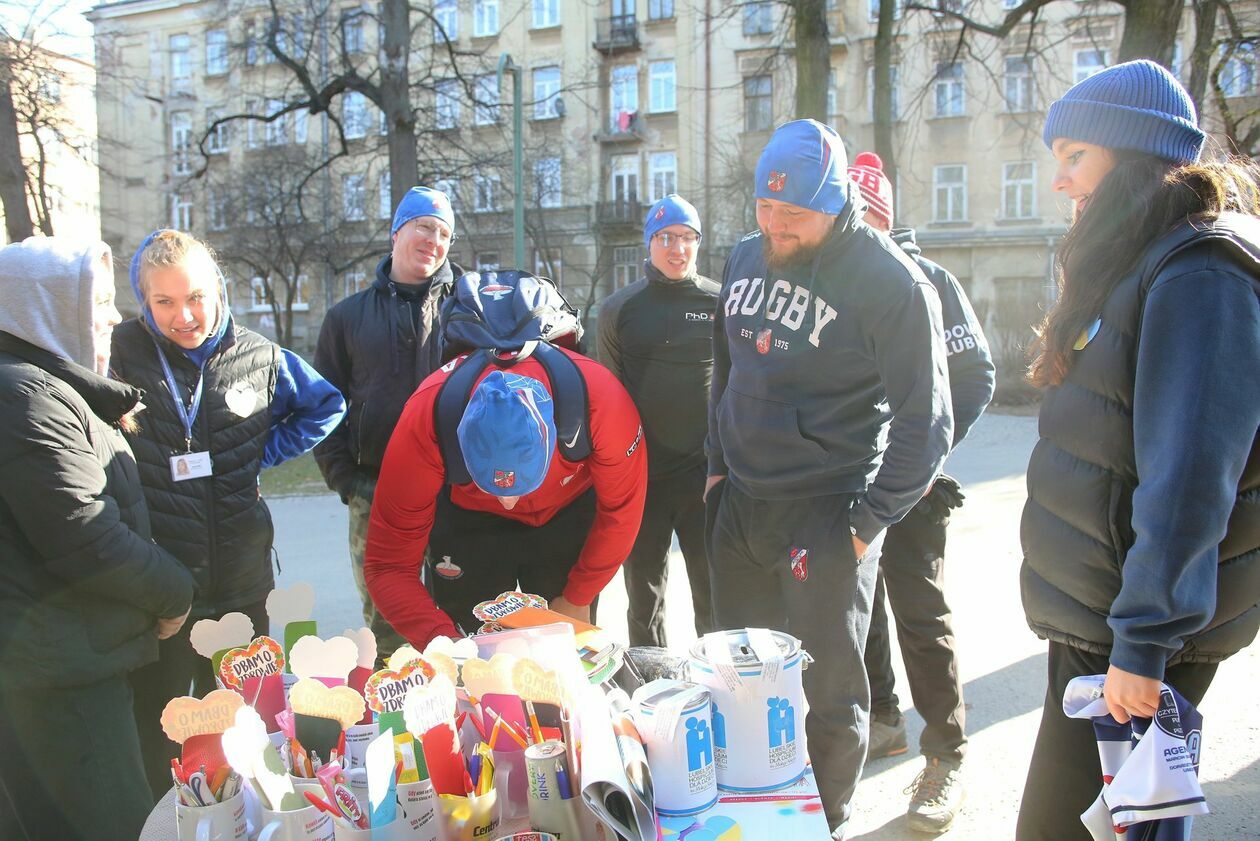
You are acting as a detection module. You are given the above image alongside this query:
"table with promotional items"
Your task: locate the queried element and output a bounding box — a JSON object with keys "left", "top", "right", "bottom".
{"left": 140, "top": 584, "right": 831, "bottom": 840}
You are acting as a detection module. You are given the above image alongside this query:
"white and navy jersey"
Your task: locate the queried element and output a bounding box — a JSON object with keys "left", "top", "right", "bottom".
{"left": 1063, "top": 675, "right": 1207, "bottom": 841}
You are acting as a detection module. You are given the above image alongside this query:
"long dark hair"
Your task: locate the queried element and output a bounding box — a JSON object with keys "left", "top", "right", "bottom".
{"left": 1029, "top": 153, "right": 1260, "bottom": 387}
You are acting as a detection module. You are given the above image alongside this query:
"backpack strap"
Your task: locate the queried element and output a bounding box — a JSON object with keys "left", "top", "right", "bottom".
{"left": 434, "top": 344, "right": 592, "bottom": 487}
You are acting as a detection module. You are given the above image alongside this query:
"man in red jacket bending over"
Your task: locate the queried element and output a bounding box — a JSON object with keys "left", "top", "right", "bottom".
{"left": 364, "top": 348, "right": 648, "bottom": 648}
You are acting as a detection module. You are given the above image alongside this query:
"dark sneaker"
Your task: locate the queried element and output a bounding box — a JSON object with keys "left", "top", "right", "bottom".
{"left": 905, "top": 758, "right": 964, "bottom": 834}
{"left": 868, "top": 713, "right": 909, "bottom": 759}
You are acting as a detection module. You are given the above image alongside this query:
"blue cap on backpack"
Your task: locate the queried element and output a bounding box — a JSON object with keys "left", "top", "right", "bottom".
{"left": 391, "top": 186, "right": 455, "bottom": 235}
{"left": 458, "top": 371, "right": 556, "bottom": 497}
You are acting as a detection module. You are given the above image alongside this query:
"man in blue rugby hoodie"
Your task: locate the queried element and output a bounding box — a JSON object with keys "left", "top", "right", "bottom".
{"left": 705, "top": 120, "right": 953, "bottom": 840}
{"left": 849, "top": 152, "right": 994, "bottom": 834}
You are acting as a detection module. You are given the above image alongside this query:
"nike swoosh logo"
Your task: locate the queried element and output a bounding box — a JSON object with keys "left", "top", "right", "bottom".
{"left": 563, "top": 425, "right": 582, "bottom": 449}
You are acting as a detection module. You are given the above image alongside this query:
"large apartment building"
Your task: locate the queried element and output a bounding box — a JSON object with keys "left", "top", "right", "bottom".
{"left": 86, "top": 0, "right": 1257, "bottom": 372}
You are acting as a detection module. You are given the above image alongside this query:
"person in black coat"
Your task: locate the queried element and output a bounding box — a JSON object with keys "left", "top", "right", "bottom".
{"left": 0, "top": 237, "right": 195, "bottom": 841}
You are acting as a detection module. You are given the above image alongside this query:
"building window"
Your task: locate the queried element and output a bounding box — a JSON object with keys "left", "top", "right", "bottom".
{"left": 379, "top": 171, "right": 392, "bottom": 219}
{"left": 170, "top": 111, "right": 192, "bottom": 174}
{"left": 1002, "top": 161, "right": 1036, "bottom": 219}
{"left": 249, "top": 277, "right": 270, "bottom": 311}
{"left": 436, "top": 80, "right": 461, "bottom": 130}
{"left": 474, "top": 174, "right": 500, "bottom": 212}
{"left": 610, "top": 65, "right": 638, "bottom": 131}
{"left": 343, "top": 92, "right": 368, "bottom": 139}
{"left": 344, "top": 271, "right": 369, "bottom": 297}
{"left": 1001, "top": 0, "right": 1019, "bottom": 8}
{"left": 293, "top": 107, "right": 308, "bottom": 144}
{"left": 474, "top": 74, "right": 499, "bottom": 125}
{"left": 343, "top": 174, "right": 366, "bottom": 220}
{"left": 648, "top": 151, "right": 676, "bottom": 202}
{"left": 342, "top": 10, "right": 365, "bottom": 52}
{"left": 744, "top": 75, "right": 772, "bottom": 132}
{"left": 532, "top": 0, "right": 559, "bottom": 29}
{"left": 171, "top": 193, "right": 194, "bottom": 230}
{"left": 868, "top": 0, "right": 902, "bottom": 20}
{"left": 244, "top": 21, "right": 259, "bottom": 66}
{"left": 534, "top": 157, "right": 562, "bottom": 208}
{"left": 434, "top": 0, "right": 458, "bottom": 42}
{"left": 649, "top": 60, "right": 676, "bottom": 113}
{"left": 1074, "top": 49, "right": 1108, "bottom": 83}
{"left": 435, "top": 178, "right": 460, "bottom": 211}
{"left": 610, "top": 154, "right": 639, "bottom": 204}
{"left": 934, "top": 62, "right": 965, "bottom": 117}
{"left": 933, "top": 164, "right": 967, "bottom": 222}
{"left": 474, "top": 0, "right": 499, "bottom": 36}
{"left": 291, "top": 275, "right": 310, "bottom": 310}
{"left": 205, "top": 29, "right": 228, "bottom": 75}
{"left": 205, "top": 108, "right": 229, "bottom": 153}
{"left": 613, "top": 245, "right": 639, "bottom": 289}
{"left": 476, "top": 252, "right": 500, "bottom": 271}
{"left": 649, "top": 0, "right": 673, "bottom": 20}
{"left": 867, "top": 64, "right": 900, "bottom": 120}
{"left": 743, "top": 1, "right": 773, "bottom": 35}
{"left": 534, "top": 249, "right": 562, "bottom": 286}
{"left": 1004, "top": 56, "right": 1032, "bottom": 112}
{"left": 208, "top": 188, "right": 228, "bottom": 230}
{"left": 169, "top": 34, "right": 191, "bottom": 92}
{"left": 265, "top": 98, "right": 288, "bottom": 146}
{"left": 533, "top": 66, "right": 562, "bottom": 120}
{"left": 245, "top": 98, "right": 261, "bottom": 148}
{"left": 1220, "top": 42, "right": 1257, "bottom": 98}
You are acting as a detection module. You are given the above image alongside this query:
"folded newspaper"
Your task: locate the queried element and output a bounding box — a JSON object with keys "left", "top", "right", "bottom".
{"left": 578, "top": 686, "right": 657, "bottom": 840}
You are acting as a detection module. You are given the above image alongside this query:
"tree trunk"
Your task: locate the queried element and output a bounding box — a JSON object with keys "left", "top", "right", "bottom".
{"left": 0, "top": 73, "right": 34, "bottom": 243}
{"left": 381, "top": 0, "right": 417, "bottom": 207}
{"left": 1187, "top": 0, "right": 1219, "bottom": 116}
{"left": 872, "top": 0, "right": 898, "bottom": 185}
{"left": 792, "top": 0, "right": 831, "bottom": 123}
{"left": 1117, "top": 0, "right": 1182, "bottom": 66}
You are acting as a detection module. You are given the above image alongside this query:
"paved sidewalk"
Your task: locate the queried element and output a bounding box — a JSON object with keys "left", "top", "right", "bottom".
{"left": 270, "top": 412, "right": 1259, "bottom": 840}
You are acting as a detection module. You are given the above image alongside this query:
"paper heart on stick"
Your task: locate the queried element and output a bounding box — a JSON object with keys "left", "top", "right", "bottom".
{"left": 224, "top": 382, "right": 259, "bottom": 417}
{"left": 364, "top": 658, "right": 436, "bottom": 714}
{"left": 289, "top": 634, "right": 359, "bottom": 682}
{"left": 189, "top": 613, "right": 255, "bottom": 659}
{"left": 471, "top": 591, "right": 544, "bottom": 623}
{"left": 424, "top": 636, "right": 478, "bottom": 660}
{"left": 160, "top": 689, "right": 245, "bottom": 744}
{"left": 266, "top": 582, "right": 315, "bottom": 631}
{"left": 341, "top": 627, "right": 377, "bottom": 670}
{"left": 288, "top": 678, "right": 366, "bottom": 729}
{"left": 512, "top": 659, "right": 566, "bottom": 706}
{"left": 387, "top": 645, "right": 424, "bottom": 672}
{"left": 402, "top": 675, "right": 457, "bottom": 737}
{"left": 459, "top": 653, "right": 518, "bottom": 700}
{"left": 218, "top": 636, "right": 285, "bottom": 690}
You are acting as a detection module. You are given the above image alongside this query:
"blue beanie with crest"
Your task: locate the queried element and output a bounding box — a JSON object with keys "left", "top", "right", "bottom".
{"left": 643, "top": 194, "right": 702, "bottom": 251}
{"left": 391, "top": 186, "right": 456, "bottom": 235}
{"left": 1043, "top": 59, "right": 1205, "bottom": 164}
{"left": 753, "top": 119, "right": 849, "bottom": 214}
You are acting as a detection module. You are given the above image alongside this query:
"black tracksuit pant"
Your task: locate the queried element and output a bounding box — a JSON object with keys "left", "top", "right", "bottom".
{"left": 623, "top": 465, "right": 714, "bottom": 648}
{"left": 862, "top": 502, "right": 966, "bottom": 764}
{"left": 426, "top": 489, "right": 598, "bottom": 632}
{"left": 707, "top": 480, "right": 882, "bottom": 836}
{"left": 1015, "top": 642, "right": 1218, "bottom": 841}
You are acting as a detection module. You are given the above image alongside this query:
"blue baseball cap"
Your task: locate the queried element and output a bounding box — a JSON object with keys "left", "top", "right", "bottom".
{"left": 391, "top": 186, "right": 455, "bottom": 235}
{"left": 643, "top": 194, "right": 702, "bottom": 251}
{"left": 754, "top": 119, "right": 849, "bottom": 215}
{"left": 458, "top": 371, "right": 556, "bottom": 497}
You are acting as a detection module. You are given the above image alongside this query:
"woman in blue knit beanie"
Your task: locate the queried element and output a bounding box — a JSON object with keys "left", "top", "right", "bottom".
{"left": 1018, "top": 60, "right": 1260, "bottom": 839}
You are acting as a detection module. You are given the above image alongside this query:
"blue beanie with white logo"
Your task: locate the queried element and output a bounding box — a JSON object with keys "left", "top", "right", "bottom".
{"left": 391, "top": 186, "right": 456, "bottom": 235}
{"left": 643, "top": 194, "right": 702, "bottom": 251}
{"left": 458, "top": 371, "right": 556, "bottom": 497}
{"left": 1043, "top": 59, "right": 1205, "bottom": 164}
{"left": 754, "top": 119, "right": 849, "bottom": 215}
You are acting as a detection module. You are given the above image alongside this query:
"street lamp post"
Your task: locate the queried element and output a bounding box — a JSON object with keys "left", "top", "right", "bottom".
{"left": 497, "top": 53, "right": 525, "bottom": 269}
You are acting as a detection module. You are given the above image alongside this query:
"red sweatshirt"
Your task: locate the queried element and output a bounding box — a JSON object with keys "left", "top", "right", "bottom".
{"left": 364, "top": 348, "right": 648, "bottom": 648}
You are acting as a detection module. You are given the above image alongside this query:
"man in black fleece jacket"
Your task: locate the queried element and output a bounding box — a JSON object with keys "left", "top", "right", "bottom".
{"left": 849, "top": 151, "right": 995, "bottom": 834}
{"left": 598, "top": 193, "right": 719, "bottom": 647}
{"left": 706, "top": 120, "right": 953, "bottom": 841}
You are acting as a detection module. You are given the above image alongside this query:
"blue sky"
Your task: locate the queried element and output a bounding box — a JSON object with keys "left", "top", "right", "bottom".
{"left": 1, "top": 0, "right": 97, "bottom": 60}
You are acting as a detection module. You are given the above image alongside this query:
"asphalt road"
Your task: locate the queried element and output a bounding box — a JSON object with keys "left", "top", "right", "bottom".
{"left": 269, "top": 413, "right": 1259, "bottom": 839}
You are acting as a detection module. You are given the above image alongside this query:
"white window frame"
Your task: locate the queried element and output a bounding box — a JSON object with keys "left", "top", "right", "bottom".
{"left": 648, "top": 60, "right": 676, "bottom": 113}
{"left": 379, "top": 171, "right": 392, "bottom": 219}
{"left": 474, "top": 0, "right": 499, "bottom": 37}
{"left": 648, "top": 151, "right": 677, "bottom": 202}
{"left": 744, "top": 75, "right": 772, "bottom": 132}
{"left": 610, "top": 154, "right": 640, "bottom": 204}
{"left": 532, "top": 0, "right": 559, "bottom": 29}
{"left": 933, "top": 61, "right": 965, "bottom": 117}
{"left": 436, "top": 80, "right": 461, "bottom": 130}
{"left": 208, "top": 187, "right": 228, "bottom": 231}
{"left": 1074, "top": 49, "right": 1109, "bottom": 84}
{"left": 342, "top": 11, "right": 365, "bottom": 53}
{"left": 434, "top": 0, "right": 458, "bottom": 42}
{"left": 245, "top": 98, "right": 261, "bottom": 148}
{"left": 613, "top": 245, "right": 639, "bottom": 289}
{"left": 867, "top": 64, "right": 901, "bottom": 121}
{"left": 534, "top": 157, "right": 562, "bottom": 208}
{"left": 533, "top": 66, "right": 562, "bottom": 120}
{"left": 933, "top": 164, "right": 967, "bottom": 223}
{"left": 1220, "top": 42, "right": 1257, "bottom": 98}
{"left": 743, "top": 1, "right": 773, "bottom": 35}
{"left": 344, "top": 271, "right": 369, "bottom": 297}
{"left": 474, "top": 174, "right": 501, "bottom": 212}
{"left": 1004, "top": 55, "right": 1032, "bottom": 112}
{"left": 474, "top": 74, "right": 499, "bottom": 125}
{"left": 434, "top": 178, "right": 460, "bottom": 211}
{"left": 610, "top": 65, "right": 639, "bottom": 131}
{"left": 293, "top": 107, "right": 308, "bottom": 145}
{"left": 1001, "top": 161, "right": 1036, "bottom": 220}
{"left": 265, "top": 98, "right": 288, "bottom": 146}
{"left": 171, "top": 193, "right": 194, "bottom": 230}
{"left": 649, "top": 0, "right": 674, "bottom": 20}
{"left": 205, "top": 108, "right": 229, "bottom": 154}
{"left": 170, "top": 110, "right": 192, "bottom": 174}
{"left": 205, "top": 29, "right": 228, "bottom": 76}
{"left": 343, "top": 92, "right": 368, "bottom": 139}
{"left": 249, "top": 276, "right": 270, "bottom": 311}
{"left": 290, "top": 274, "right": 311, "bottom": 311}
{"left": 169, "top": 34, "right": 191, "bottom": 93}
{"left": 343, "top": 173, "right": 367, "bottom": 221}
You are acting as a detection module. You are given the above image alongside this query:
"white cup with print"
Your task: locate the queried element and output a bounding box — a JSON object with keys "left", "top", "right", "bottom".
{"left": 174, "top": 787, "right": 249, "bottom": 841}
{"left": 256, "top": 803, "right": 335, "bottom": 841}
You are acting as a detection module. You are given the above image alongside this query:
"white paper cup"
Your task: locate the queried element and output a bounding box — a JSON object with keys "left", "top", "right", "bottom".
{"left": 256, "top": 803, "right": 335, "bottom": 841}
{"left": 394, "top": 778, "right": 439, "bottom": 840}
{"left": 174, "top": 787, "right": 248, "bottom": 841}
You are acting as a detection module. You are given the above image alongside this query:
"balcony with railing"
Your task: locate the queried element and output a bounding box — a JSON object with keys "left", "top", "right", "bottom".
{"left": 593, "top": 15, "right": 640, "bottom": 54}
{"left": 594, "top": 111, "right": 644, "bottom": 144}
{"left": 595, "top": 199, "right": 644, "bottom": 226}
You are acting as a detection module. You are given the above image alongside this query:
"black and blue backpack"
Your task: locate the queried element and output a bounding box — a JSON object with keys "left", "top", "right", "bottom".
{"left": 436, "top": 270, "right": 591, "bottom": 484}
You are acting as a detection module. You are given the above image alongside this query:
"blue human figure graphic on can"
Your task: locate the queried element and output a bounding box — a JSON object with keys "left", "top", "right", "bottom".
{"left": 711, "top": 702, "right": 727, "bottom": 749}
{"left": 767, "top": 697, "right": 795, "bottom": 747}
{"left": 685, "top": 716, "right": 713, "bottom": 772}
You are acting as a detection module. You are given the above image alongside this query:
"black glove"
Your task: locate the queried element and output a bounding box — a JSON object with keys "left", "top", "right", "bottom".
{"left": 932, "top": 474, "right": 965, "bottom": 510}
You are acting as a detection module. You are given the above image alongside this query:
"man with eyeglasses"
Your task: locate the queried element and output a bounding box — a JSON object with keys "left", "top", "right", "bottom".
{"left": 597, "top": 194, "right": 718, "bottom": 648}
{"left": 314, "top": 186, "right": 462, "bottom": 662}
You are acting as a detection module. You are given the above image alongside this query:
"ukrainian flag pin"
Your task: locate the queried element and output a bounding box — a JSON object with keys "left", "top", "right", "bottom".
{"left": 1074, "top": 318, "right": 1101, "bottom": 351}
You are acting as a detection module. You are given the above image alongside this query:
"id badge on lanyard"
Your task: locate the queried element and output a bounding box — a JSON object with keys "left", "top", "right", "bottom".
{"left": 155, "top": 339, "right": 213, "bottom": 482}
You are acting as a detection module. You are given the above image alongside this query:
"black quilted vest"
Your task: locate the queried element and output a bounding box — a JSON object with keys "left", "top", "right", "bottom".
{"left": 1020, "top": 214, "right": 1260, "bottom": 664}
{"left": 111, "top": 318, "right": 279, "bottom": 617}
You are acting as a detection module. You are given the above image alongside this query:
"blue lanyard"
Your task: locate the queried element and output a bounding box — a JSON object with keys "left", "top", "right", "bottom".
{"left": 153, "top": 339, "right": 205, "bottom": 452}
